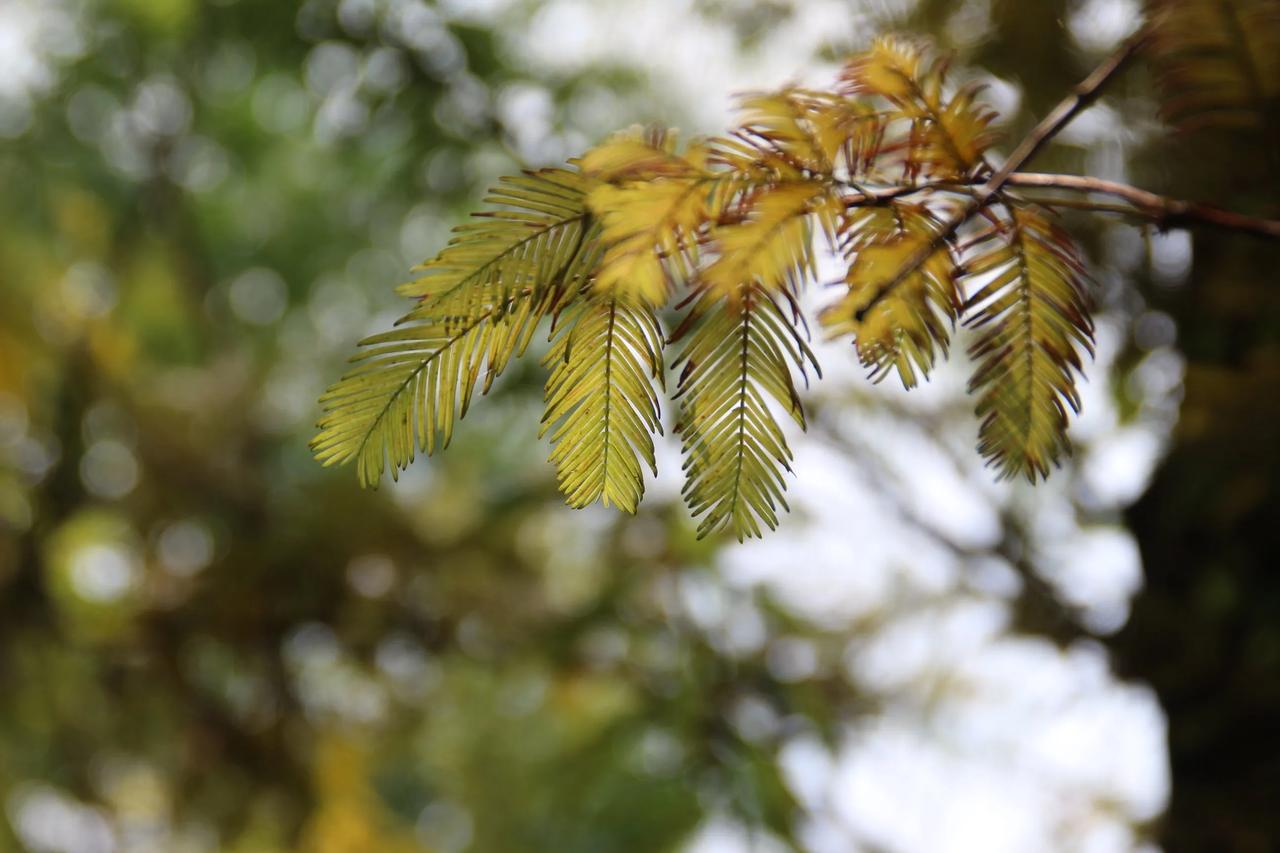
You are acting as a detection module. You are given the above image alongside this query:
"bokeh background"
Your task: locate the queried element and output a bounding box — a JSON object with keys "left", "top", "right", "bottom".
{"left": 2, "top": 0, "right": 1277, "bottom": 851}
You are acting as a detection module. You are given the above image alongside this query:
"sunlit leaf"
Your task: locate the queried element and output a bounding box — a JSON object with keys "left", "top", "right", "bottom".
{"left": 589, "top": 177, "right": 708, "bottom": 305}
{"left": 821, "top": 202, "right": 961, "bottom": 388}
{"left": 701, "top": 182, "right": 838, "bottom": 301}
{"left": 839, "top": 36, "right": 998, "bottom": 179}
{"left": 312, "top": 169, "right": 597, "bottom": 486}
{"left": 541, "top": 291, "right": 666, "bottom": 512}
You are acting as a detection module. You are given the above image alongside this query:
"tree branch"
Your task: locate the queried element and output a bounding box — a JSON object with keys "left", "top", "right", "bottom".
{"left": 984, "top": 26, "right": 1150, "bottom": 193}
{"left": 853, "top": 27, "right": 1149, "bottom": 321}
{"left": 843, "top": 171, "right": 1280, "bottom": 239}
{"left": 1004, "top": 173, "right": 1280, "bottom": 240}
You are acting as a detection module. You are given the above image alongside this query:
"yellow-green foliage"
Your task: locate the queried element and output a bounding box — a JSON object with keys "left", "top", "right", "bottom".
{"left": 673, "top": 285, "right": 817, "bottom": 539}
{"left": 542, "top": 291, "right": 666, "bottom": 513}
{"left": 311, "top": 170, "right": 593, "bottom": 486}
{"left": 313, "top": 31, "right": 1238, "bottom": 538}
{"left": 965, "top": 205, "right": 1095, "bottom": 481}
{"left": 820, "top": 201, "right": 961, "bottom": 388}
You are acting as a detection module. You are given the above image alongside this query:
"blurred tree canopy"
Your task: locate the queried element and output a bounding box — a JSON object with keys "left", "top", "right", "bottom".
{"left": 1, "top": 0, "right": 1277, "bottom": 851}
{"left": 0, "top": 1, "right": 849, "bottom": 849}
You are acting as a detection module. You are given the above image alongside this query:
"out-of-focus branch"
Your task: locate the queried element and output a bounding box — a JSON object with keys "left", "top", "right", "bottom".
{"left": 1004, "top": 173, "right": 1280, "bottom": 239}
{"left": 985, "top": 26, "right": 1151, "bottom": 192}
{"left": 843, "top": 173, "right": 1280, "bottom": 239}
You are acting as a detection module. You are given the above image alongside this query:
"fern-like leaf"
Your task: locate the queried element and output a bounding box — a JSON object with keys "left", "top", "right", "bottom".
{"left": 732, "top": 90, "right": 842, "bottom": 175}
{"left": 821, "top": 202, "right": 961, "bottom": 388}
{"left": 710, "top": 88, "right": 889, "bottom": 184}
{"left": 964, "top": 204, "right": 1095, "bottom": 481}
{"left": 702, "top": 182, "right": 839, "bottom": 301}
{"left": 673, "top": 284, "right": 818, "bottom": 540}
{"left": 310, "top": 34, "right": 1124, "bottom": 526}
{"left": 588, "top": 179, "right": 707, "bottom": 304}
{"left": 311, "top": 169, "right": 597, "bottom": 485}
{"left": 583, "top": 132, "right": 712, "bottom": 305}
{"left": 541, "top": 292, "right": 666, "bottom": 512}
{"left": 399, "top": 169, "right": 595, "bottom": 312}
{"left": 839, "top": 36, "right": 998, "bottom": 180}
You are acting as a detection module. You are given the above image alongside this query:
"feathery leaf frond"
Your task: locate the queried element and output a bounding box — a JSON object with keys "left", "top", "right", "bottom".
{"left": 732, "top": 90, "right": 842, "bottom": 175}
{"left": 311, "top": 169, "right": 597, "bottom": 486}
{"left": 312, "top": 287, "right": 559, "bottom": 486}
{"left": 673, "top": 284, "right": 818, "bottom": 540}
{"left": 588, "top": 179, "right": 706, "bottom": 304}
{"left": 541, "top": 292, "right": 666, "bottom": 513}
{"left": 399, "top": 168, "right": 596, "bottom": 313}
{"left": 702, "top": 181, "right": 839, "bottom": 301}
{"left": 713, "top": 89, "right": 888, "bottom": 182}
{"left": 839, "top": 36, "right": 998, "bottom": 180}
{"left": 580, "top": 131, "right": 709, "bottom": 181}
{"left": 584, "top": 132, "right": 713, "bottom": 305}
{"left": 964, "top": 204, "right": 1095, "bottom": 482}
{"left": 305, "top": 29, "right": 1246, "bottom": 537}
{"left": 821, "top": 202, "right": 961, "bottom": 387}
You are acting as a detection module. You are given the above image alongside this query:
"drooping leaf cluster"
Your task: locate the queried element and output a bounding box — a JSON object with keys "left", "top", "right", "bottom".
{"left": 312, "top": 29, "right": 1258, "bottom": 539}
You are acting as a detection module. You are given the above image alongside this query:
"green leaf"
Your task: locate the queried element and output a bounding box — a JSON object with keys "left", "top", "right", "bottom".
{"left": 541, "top": 291, "right": 666, "bottom": 513}
{"left": 311, "top": 169, "right": 598, "bottom": 486}
{"left": 399, "top": 168, "right": 597, "bottom": 315}
{"left": 673, "top": 284, "right": 818, "bottom": 540}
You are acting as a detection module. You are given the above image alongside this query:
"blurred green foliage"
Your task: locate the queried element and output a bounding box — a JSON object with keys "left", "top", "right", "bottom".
{"left": 0, "top": 1, "right": 853, "bottom": 849}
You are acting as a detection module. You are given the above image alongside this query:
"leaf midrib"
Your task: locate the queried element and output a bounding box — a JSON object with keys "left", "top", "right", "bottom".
{"left": 726, "top": 291, "right": 754, "bottom": 532}
{"left": 351, "top": 308, "right": 497, "bottom": 466}
{"left": 598, "top": 298, "right": 619, "bottom": 502}
{"left": 423, "top": 213, "right": 587, "bottom": 308}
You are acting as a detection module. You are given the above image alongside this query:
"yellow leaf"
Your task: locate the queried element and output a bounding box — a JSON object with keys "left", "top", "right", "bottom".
{"left": 701, "top": 182, "right": 829, "bottom": 300}
{"left": 940, "top": 87, "right": 999, "bottom": 170}
{"left": 821, "top": 203, "right": 960, "bottom": 388}
{"left": 839, "top": 36, "right": 997, "bottom": 178}
{"left": 673, "top": 285, "right": 817, "bottom": 540}
{"left": 735, "top": 91, "right": 831, "bottom": 174}
{"left": 589, "top": 178, "right": 707, "bottom": 305}
{"left": 842, "top": 37, "right": 927, "bottom": 102}
{"left": 541, "top": 292, "right": 665, "bottom": 513}
{"left": 580, "top": 131, "right": 705, "bottom": 181}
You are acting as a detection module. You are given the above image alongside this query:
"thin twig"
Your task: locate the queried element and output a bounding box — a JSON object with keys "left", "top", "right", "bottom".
{"left": 1004, "top": 173, "right": 1280, "bottom": 239}
{"left": 853, "top": 28, "right": 1150, "bottom": 321}
{"left": 839, "top": 178, "right": 969, "bottom": 204}
{"left": 983, "top": 27, "right": 1151, "bottom": 193}
{"left": 984, "top": 194, "right": 1141, "bottom": 219}
{"left": 845, "top": 172, "right": 1280, "bottom": 239}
